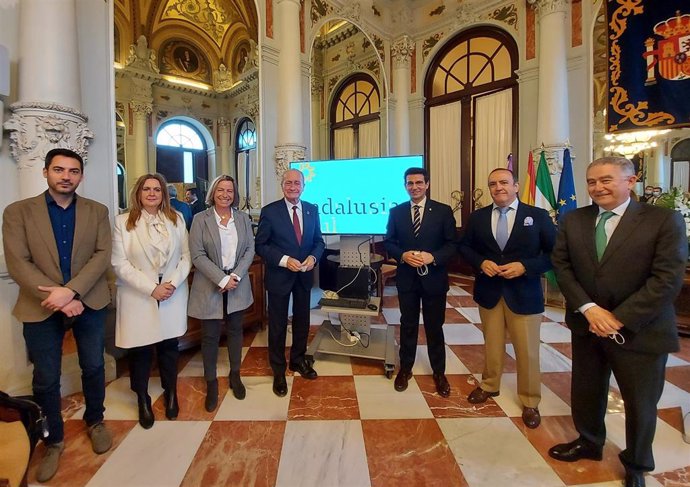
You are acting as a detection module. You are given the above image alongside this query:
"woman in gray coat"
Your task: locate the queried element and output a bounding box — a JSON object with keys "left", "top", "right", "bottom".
{"left": 188, "top": 175, "right": 254, "bottom": 410}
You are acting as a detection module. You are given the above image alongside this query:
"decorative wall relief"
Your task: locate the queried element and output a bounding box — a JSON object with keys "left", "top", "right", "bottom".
{"left": 163, "top": 0, "right": 235, "bottom": 46}
{"left": 489, "top": 4, "right": 518, "bottom": 29}
{"left": 4, "top": 102, "right": 93, "bottom": 170}
{"left": 429, "top": 5, "right": 445, "bottom": 17}
{"left": 311, "top": 0, "right": 333, "bottom": 26}
{"left": 422, "top": 33, "right": 442, "bottom": 61}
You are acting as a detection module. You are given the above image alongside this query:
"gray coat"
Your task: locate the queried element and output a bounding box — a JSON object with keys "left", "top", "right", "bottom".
{"left": 188, "top": 207, "right": 255, "bottom": 319}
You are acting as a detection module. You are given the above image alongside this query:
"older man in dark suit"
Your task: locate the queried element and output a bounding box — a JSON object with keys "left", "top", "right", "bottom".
{"left": 548, "top": 157, "right": 687, "bottom": 487}
{"left": 459, "top": 168, "right": 556, "bottom": 428}
{"left": 2, "top": 148, "right": 113, "bottom": 482}
{"left": 255, "top": 169, "right": 325, "bottom": 397}
{"left": 384, "top": 167, "right": 457, "bottom": 397}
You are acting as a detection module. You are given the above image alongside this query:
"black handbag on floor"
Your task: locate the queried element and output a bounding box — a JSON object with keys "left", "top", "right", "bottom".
{"left": 0, "top": 391, "right": 47, "bottom": 456}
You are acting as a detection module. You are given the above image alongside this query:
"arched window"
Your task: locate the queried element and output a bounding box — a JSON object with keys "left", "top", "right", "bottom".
{"left": 155, "top": 120, "right": 208, "bottom": 187}
{"left": 235, "top": 118, "right": 257, "bottom": 210}
{"left": 425, "top": 27, "right": 518, "bottom": 225}
{"left": 330, "top": 74, "right": 380, "bottom": 159}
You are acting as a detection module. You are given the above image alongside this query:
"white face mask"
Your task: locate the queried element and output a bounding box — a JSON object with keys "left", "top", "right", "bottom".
{"left": 652, "top": 191, "right": 661, "bottom": 196}
{"left": 644, "top": 190, "right": 652, "bottom": 196}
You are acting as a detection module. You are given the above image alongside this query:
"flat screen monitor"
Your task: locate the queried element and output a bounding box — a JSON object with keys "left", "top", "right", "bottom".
{"left": 290, "top": 155, "right": 421, "bottom": 235}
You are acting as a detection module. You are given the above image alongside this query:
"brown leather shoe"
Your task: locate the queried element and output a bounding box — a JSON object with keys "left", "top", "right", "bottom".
{"left": 432, "top": 373, "right": 451, "bottom": 397}
{"left": 394, "top": 369, "right": 412, "bottom": 392}
{"left": 467, "top": 386, "right": 499, "bottom": 404}
{"left": 522, "top": 407, "right": 541, "bottom": 429}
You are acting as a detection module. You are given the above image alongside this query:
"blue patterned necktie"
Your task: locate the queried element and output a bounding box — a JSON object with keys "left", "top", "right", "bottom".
{"left": 496, "top": 207, "right": 510, "bottom": 250}
{"left": 595, "top": 211, "right": 615, "bottom": 260}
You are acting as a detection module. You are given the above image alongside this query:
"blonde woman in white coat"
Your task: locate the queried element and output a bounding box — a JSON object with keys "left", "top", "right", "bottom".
{"left": 188, "top": 175, "right": 254, "bottom": 411}
{"left": 112, "top": 174, "right": 191, "bottom": 429}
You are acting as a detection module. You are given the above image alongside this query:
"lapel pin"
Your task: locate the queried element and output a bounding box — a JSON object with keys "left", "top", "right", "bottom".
{"left": 523, "top": 216, "right": 533, "bottom": 226}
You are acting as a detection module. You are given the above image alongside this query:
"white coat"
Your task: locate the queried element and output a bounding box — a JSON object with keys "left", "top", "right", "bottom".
{"left": 112, "top": 211, "right": 191, "bottom": 348}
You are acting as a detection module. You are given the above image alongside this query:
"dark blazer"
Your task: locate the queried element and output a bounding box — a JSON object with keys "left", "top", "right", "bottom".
{"left": 170, "top": 198, "right": 193, "bottom": 230}
{"left": 255, "top": 199, "right": 325, "bottom": 294}
{"left": 552, "top": 201, "right": 687, "bottom": 353}
{"left": 460, "top": 202, "right": 556, "bottom": 315}
{"left": 2, "top": 192, "right": 112, "bottom": 322}
{"left": 384, "top": 200, "right": 457, "bottom": 295}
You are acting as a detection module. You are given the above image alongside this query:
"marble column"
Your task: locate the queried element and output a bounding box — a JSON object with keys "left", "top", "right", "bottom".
{"left": 128, "top": 100, "right": 152, "bottom": 190}
{"left": 218, "top": 117, "right": 232, "bottom": 177}
{"left": 310, "top": 77, "right": 324, "bottom": 160}
{"left": 392, "top": 35, "right": 414, "bottom": 156}
{"left": 530, "top": 0, "right": 571, "bottom": 186}
{"left": 274, "top": 0, "right": 306, "bottom": 178}
{"left": 533, "top": 0, "right": 570, "bottom": 147}
{"left": 4, "top": 0, "right": 92, "bottom": 198}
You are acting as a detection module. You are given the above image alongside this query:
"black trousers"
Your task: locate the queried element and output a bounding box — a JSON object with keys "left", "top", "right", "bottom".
{"left": 398, "top": 282, "right": 447, "bottom": 374}
{"left": 267, "top": 284, "right": 310, "bottom": 375}
{"left": 571, "top": 332, "right": 668, "bottom": 472}
{"left": 128, "top": 337, "right": 179, "bottom": 396}
{"left": 201, "top": 292, "right": 244, "bottom": 381}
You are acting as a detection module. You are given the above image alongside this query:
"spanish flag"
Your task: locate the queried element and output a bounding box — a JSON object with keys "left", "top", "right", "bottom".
{"left": 520, "top": 151, "right": 536, "bottom": 205}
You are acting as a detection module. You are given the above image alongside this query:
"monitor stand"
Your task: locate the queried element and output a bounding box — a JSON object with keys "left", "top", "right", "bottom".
{"left": 306, "top": 235, "right": 397, "bottom": 378}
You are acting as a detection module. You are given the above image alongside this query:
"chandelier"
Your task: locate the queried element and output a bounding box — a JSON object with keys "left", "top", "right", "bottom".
{"left": 603, "top": 129, "right": 671, "bottom": 158}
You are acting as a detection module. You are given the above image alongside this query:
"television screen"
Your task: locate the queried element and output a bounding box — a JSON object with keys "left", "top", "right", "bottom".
{"left": 290, "top": 155, "right": 421, "bottom": 235}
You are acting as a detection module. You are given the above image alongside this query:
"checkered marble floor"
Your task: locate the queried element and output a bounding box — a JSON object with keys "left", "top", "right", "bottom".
{"left": 30, "top": 276, "right": 690, "bottom": 487}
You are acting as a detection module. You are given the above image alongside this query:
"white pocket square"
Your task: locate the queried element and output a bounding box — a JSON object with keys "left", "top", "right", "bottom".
{"left": 523, "top": 216, "right": 534, "bottom": 226}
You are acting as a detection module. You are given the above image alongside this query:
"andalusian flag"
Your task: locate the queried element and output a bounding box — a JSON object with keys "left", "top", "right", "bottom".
{"left": 520, "top": 151, "right": 536, "bottom": 205}
{"left": 535, "top": 150, "right": 557, "bottom": 219}
{"left": 556, "top": 148, "right": 577, "bottom": 223}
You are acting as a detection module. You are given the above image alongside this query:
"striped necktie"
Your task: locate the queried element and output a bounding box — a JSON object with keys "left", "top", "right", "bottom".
{"left": 412, "top": 205, "right": 421, "bottom": 237}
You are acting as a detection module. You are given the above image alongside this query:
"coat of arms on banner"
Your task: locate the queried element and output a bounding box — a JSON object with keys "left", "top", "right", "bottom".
{"left": 642, "top": 11, "right": 690, "bottom": 83}
{"left": 607, "top": 0, "right": 690, "bottom": 132}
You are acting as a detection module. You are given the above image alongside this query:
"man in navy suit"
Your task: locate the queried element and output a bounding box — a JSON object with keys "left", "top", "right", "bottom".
{"left": 384, "top": 167, "right": 457, "bottom": 397}
{"left": 255, "top": 169, "right": 325, "bottom": 397}
{"left": 548, "top": 157, "right": 687, "bottom": 487}
{"left": 459, "top": 168, "right": 556, "bottom": 428}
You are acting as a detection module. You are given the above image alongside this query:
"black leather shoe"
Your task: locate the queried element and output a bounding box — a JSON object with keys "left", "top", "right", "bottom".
{"left": 289, "top": 360, "right": 317, "bottom": 380}
{"left": 164, "top": 390, "right": 179, "bottom": 420}
{"left": 229, "top": 372, "right": 246, "bottom": 400}
{"left": 522, "top": 407, "right": 541, "bottom": 429}
{"left": 137, "top": 394, "right": 154, "bottom": 429}
{"left": 273, "top": 374, "right": 288, "bottom": 397}
{"left": 432, "top": 373, "right": 451, "bottom": 397}
{"left": 624, "top": 470, "right": 645, "bottom": 487}
{"left": 467, "top": 387, "right": 499, "bottom": 404}
{"left": 205, "top": 379, "right": 218, "bottom": 412}
{"left": 548, "top": 438, "right": 603, "bottom": 462}
{"left": 394, "top": 368, "right": 412, "bottom": 392}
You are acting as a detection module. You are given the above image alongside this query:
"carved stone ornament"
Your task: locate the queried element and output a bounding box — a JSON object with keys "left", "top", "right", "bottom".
{"left": 130, "top": 101, "right": 153, "bottom": 118}
{"left": 125, "top": 35, "right": 160, "bottom": 74}
{"left": 392, "top": 36, "right": 415, "bottom": 68}
{"left": 532, "top": 143, "right": 574, "bottom": 175}
{"left": 274, "top": 144, "right": 306, "bottom": 179}
{"left": 3, "top": 101, "right": 93, "bottom": 170}
{"left": 217, "top": 117, "right": 232, "bottom": 130}
{"left": 528, "top": 0, "right": 569, "bottom": 19}
{"left": 454, "top": 3, "right": 479, "bottom": 29}
{"left": 338, "top": 2, "right": 361, "bottom": 24}
{"left": 311, "top": 76, "right": 324, "bottom": 96}
{"left": 214, "top": 63, "right": 234, "bottom": 92}
{"left": 246, "top": 100, "right": 260, "bottom": 121}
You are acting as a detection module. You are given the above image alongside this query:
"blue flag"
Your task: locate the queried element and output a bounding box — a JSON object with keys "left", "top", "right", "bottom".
{"left": 556, "top": 148, "right": 577, "bottom": 223}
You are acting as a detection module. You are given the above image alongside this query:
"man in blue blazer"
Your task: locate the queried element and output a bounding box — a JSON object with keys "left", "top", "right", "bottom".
{"left": 460, "top": 168, "right": 556, "bottom": 428}
{"left": 385, "top": 167, "right": 457, "bottom": 397}
{"left": 255, "top": 169, "right": 325, "bottom": 396}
